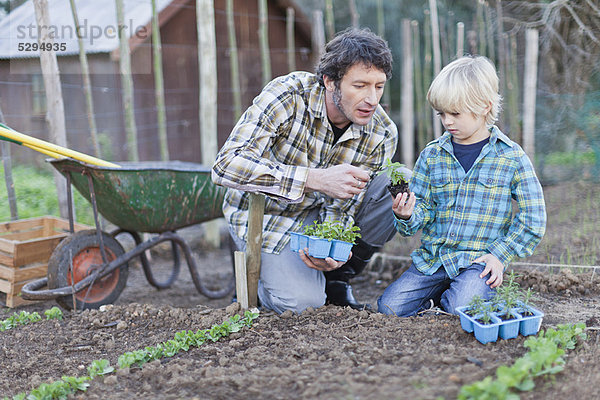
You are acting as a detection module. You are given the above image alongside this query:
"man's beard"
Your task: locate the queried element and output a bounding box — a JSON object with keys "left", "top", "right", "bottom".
{"left": 332, "top": 87, "right": 352, "bottom": 124}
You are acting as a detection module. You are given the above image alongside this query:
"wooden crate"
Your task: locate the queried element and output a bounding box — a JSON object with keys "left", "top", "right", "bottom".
{"left": 0, "top": 216, "right": 90, "bottom": 307}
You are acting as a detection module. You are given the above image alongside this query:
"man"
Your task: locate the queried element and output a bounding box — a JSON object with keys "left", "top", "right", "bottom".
{"left": 212, "top": 27, "right": 405, "bottom": 313}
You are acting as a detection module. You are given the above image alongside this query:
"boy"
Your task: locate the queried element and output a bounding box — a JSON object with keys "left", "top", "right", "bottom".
{"left": 378, "top": 56, "right": 546, "bottom": 317}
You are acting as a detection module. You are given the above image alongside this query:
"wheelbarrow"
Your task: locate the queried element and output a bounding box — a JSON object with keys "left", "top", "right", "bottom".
{"left": 21, "top": 158, "right": 235, "bottom": 310}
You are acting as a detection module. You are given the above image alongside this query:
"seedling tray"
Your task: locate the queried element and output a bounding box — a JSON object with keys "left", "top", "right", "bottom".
{"left": 289, "top": 233, "right": 353, "bottom": 261}
{"left": 457, "top": 301, "right": 544, "bottom": 343}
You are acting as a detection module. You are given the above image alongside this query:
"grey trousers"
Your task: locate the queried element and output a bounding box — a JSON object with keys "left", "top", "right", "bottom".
{"left": 230, "top": 169, "right": 411, "bottom": 314}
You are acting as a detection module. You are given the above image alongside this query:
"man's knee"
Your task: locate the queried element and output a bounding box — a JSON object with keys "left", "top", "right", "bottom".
{"left": 259, "top": 284, "right": 326, "bottom": 314}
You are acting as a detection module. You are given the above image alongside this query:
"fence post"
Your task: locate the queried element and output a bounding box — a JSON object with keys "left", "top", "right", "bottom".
{"left": 0, "top": 103, "right": 17, "bottom": 220}
{"left": 32, "top": 0, "right": 70, "bottom": 218}
{"left": 456, "top": 22, "right": 464, "bottom": 58}
{"left": 227, "top": 0, "right": 242, "bottom": 120}
{"left": 286, "top": 7, "right": 296, "bottom": 72}
{"left": 151, "top": 0, "right": 169, "bottom": 161}
{"left": 523, "top": 29, "right": 539, "bottom": 161}
{"left": 69, "top": 0, "right": 100, "bottom": 158}
{"left": 115, "top": 0, "right": 139, "bottom": 161}
{"left": 197, "top": 0, "right": 220, "bottom": 248}
{"left": 401, "top": 19, "right": 414, "bottom": 167}
{"left": 312, "top": 10, "right": 326, "bottom": 65}
{"left": 428, "top": 0, "right": 442, "bottom": 138}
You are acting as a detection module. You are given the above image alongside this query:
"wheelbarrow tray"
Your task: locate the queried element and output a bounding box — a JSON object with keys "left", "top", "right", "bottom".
{"left": 49, "top": 158, "right": 226, "bottom": 233}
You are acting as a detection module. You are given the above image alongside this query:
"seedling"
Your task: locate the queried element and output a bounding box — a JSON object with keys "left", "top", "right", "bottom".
{"left": 521, "top": 288, "right": 535, "bottom": 316}
{"left": 377, "top": 158, "right": 410, "bottom": 198}
{"left": 44, "top": 306, "right": 63, "bottom": 320}
{"left": 378, "top": 158, "right": 408, "bottom": 186}
{"left": 303, "top": 220, "right": 361, "bottom": 244}
{"left": 476, "top": 303, "right": 494, "bottom": 325}
{"left": 495, "top": 270, "right": 522, "bottom": 320}
{"left": 465, "top": 295, "right": 485, "bottom": 316}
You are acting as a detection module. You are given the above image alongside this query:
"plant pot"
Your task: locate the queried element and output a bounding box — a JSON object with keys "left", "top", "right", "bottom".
{"left": 516, "top": 303, "right": 544, "bottom": 336}
{"left": 495, "top": 310, "right": 523, "bottom": 340}
{"left": 289, "top": 232, "right": 309, "bottom": 252}
{"left": 329, "top": 239, "right": 353, "bottom": 261}
{"left": 455, "top": 306, "right": 475, "bottom": 333}
{"left": 308, "top": 236, "right": 332, "bottom": 259}
{"left": 472, "top": 313, "right": 501, "bottom": 344}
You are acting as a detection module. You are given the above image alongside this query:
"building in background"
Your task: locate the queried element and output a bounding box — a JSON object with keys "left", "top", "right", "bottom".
{"left": 0, "top": 0, "right": 313, "bottom": 164}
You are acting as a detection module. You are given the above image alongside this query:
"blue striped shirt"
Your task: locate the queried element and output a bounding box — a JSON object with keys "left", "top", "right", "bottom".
{"left": 395, "top": 126, "right": 546, "bottom": 278}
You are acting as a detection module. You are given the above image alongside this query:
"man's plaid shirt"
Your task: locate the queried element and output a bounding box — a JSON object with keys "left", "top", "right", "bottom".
{"left": 212, "top": 72, "right": 397, "bottom": 253}
{"left": 395, "top": 126, "right": 546, "bottom": 278}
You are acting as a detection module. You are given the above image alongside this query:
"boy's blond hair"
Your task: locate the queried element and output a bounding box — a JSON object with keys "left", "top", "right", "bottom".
{"left": 427, "top": 55, "right": 502, "bottom": 126}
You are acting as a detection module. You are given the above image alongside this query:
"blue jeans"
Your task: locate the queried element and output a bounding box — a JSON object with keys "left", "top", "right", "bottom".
{"left": 377, "top": 263, "right": 495, "bottom": 317}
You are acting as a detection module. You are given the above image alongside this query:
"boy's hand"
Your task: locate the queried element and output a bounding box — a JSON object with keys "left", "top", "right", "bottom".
{"left": 298, "top": 249, "right": 348, "bottom": 271}
{"left": 392, "top": 192, "right": 415, "bottom": 220}
{"left": 474, "top": 254, "right": 504, "bottom": 288}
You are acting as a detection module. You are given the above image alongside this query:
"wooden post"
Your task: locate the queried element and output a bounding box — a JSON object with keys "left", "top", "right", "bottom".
{"left": 496, "top": 0, "right": 508, "bottom": 130}
{"left": 411, "top": 20, "right": 426, "bottom": 151}
{"left": 197, "top": 0, "right": 220, "bottom": 248}
{"left": 485, "top": 1, "right": 495, "bottom": 63}
{"left": 428, "top": 0, "right": 442, "bottom": 138}
{"left": 234, "top": 251, "right": 249, "bottom": 309}
{"left": 507, "top": 33, "right": 520, "bottom": 143}
{"left": 377, "top": 0, "right": 390, "bottom": 111}
{"left": 0, "top": 103, "right": 17, "bottom": 220}
{"left": 115, "top": 0, "right": 139, "bottom": 161}
{"left": 151, "top": 0, "right": 169, "bottom": 161}
{"left": 258, "top": 0, "right": 271, "bottom": 86}
{"left": 476, "top": 0, "right": 486, "bottom": 57}
{"left": 401, "top": 19, "right": 414, "bottom": 167}
{"left": 32, "top": 0, "right": 70, "bottom": 218}
{"left": 68, "top": 0, "right": 100, "bottom": 158}
{"left": 324, "top": 0, "right": 335, "bottom": 40}
{"left": 312, "top": 10, "right": 326, "bottom": 66}
{"left": 522, "top": 29, "right": 539, "bottom": 161}
{"left": 423, "top": 10, "right": 433, "bottom": 143}
{"left": 227, "top": 0, "right": 242, "bottom": 120}
{"left": 246, "top": 193, "right": 265, "bottom": 308}
{"left": 286, "top": 7, "right": 296, "bottom": 72}
{"left": 349, "top": 0, "right": 359, "bottom": 28}
{"left": 456, "top": 22, "right": 464, "bottom": 58}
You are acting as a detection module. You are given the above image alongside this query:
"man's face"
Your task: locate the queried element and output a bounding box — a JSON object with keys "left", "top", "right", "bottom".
{"left": 324, "top": 63, "right": 387, "bottom": 128}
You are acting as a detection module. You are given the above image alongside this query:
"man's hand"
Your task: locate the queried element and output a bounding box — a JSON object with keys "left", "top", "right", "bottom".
{"left": 305, "top": 164, "right": 370, "bottom": 199}
{"left": 392, "top": 191, "right": 415, "bottom": 220}
{"left": 298, "top": 249, "right": 348, "bottom": 271}
{"left": 473, "top": 253, "right": 504, "bottom": 288}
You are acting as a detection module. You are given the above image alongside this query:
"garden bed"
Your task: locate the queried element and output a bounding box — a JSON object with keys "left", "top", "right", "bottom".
{"left": 0, "top": 182, "right": 599, "bottom": 399}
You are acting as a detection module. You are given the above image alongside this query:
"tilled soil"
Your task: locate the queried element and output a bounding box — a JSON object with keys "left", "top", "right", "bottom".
{"left": 1, "top": 181, "right": 600, "bottom": 399}
{"left": 1, "top": 249, "right": 599, "bottom": 399}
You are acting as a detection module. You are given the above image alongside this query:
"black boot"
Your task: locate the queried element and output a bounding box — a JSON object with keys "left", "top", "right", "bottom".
{"left": 324, "top": 238, "right": 380, "bottom": 310}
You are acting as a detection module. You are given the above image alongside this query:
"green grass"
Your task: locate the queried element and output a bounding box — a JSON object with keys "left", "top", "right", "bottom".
{"left": 0, "top": 164, "right": 94, "bottom": 225}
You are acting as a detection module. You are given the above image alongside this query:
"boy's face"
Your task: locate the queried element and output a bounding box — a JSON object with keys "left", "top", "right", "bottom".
{"left": 436, "top": 109, "right": 490, "bottom": 145}
{"left": 323, "top": 63, "right": 387, "bottom": 128}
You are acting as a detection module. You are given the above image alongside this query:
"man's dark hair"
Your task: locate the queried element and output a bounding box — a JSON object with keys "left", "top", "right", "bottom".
{"left": 315, "top": 27, "right": 393, "bottom": 87}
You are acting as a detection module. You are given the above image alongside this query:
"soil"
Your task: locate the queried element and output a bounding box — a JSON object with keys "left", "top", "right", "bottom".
{"left": 386, "top": 180, "right": 410, "bottom": 198}
{"left": 1, "top": 181, "right": 600, "bottom": 399}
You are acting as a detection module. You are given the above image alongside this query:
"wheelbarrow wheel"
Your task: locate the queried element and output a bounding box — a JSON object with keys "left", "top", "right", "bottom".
{"left": 47, "top": 229, "right": 129, "bottom": 310}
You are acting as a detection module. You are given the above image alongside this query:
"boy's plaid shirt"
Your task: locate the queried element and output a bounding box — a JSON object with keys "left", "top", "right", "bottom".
{"left": 212, "top": 72, "right": 397, "bottom": 253}
{"left": 395, "top": 126, "right": 546, "bottom": 278}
